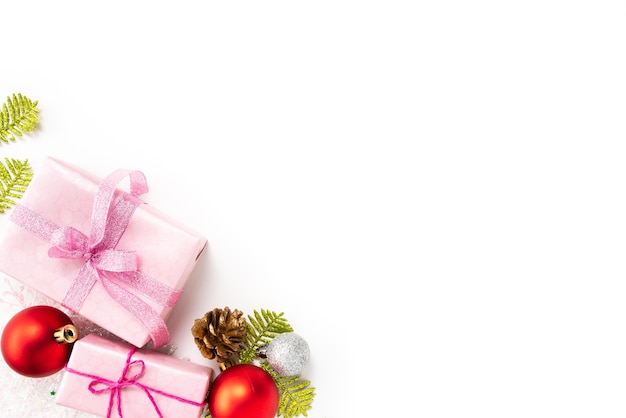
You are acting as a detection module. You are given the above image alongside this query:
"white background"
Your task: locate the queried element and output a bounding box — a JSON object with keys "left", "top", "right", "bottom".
{"left": 1, "top": 1, "right": 626, "bottom": 417}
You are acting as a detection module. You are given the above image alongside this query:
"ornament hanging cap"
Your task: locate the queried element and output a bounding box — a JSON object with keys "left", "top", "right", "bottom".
{"left": 54, "top": 324, "right": 78, "bottom": 344}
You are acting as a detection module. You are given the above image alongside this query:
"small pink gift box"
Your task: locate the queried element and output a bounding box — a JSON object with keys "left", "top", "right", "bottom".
{"left": 57, "top": 334, "right": 212, "bottom": 418}
{"left": 0, "top": 157, "right": 207, "bottom": 347}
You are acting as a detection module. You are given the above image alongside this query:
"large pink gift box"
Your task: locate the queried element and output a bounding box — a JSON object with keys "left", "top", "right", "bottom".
{"left": 0, "top": 157, "right": 207, "bottom": 347}
{"left": 57, "top": 334, "right": 212, "bottom": 418}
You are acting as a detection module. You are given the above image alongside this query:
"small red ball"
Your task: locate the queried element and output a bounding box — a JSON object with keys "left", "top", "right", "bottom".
{"left": 208, "top": 364, "right": 279, "bottom": 418}
{"left": 1, "top": 305, "right": 76, "bottom": 378}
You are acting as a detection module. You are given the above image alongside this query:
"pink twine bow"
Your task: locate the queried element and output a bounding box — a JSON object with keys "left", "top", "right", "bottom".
{"left": 10, "top": 168, "right": 182, "bottom": 347}
{"left": 65, "top": 347, "right": 206, "bottom": 418}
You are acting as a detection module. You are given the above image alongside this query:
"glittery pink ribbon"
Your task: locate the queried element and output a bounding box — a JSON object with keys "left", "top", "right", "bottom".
{"left": 65, "top": 346, "right": 206, "bottom": 418}
{"left": 10, "top": 169, "right": 181, "bottom": 347}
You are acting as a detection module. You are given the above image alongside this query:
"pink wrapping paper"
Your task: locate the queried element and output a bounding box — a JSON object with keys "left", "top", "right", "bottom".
{"left": 57, "top": 334, "right": 212, "bottom": 418}
{"left": 0, "top": 157, "right": 207, "bottom": 347}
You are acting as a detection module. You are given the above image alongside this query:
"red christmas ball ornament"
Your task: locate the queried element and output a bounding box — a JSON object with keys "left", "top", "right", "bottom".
{"left": 208, "top": 364, "right": 279, "bottom": 418}
{"left": 1, "top": 305, "right": 78, "bottom": 378}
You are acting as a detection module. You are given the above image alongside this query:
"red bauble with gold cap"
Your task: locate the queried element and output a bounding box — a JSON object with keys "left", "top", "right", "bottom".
{"left": 208, "top": 364, "right": 279, "bottom": 418}
{"left": 1, "top": 305, "right": 78, "bottom": 378}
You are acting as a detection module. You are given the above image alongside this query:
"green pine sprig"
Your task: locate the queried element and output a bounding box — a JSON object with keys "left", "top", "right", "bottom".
{"left": 238, "top": 309, "right": 294, "bottom": 364}
{"left": 0, "top": 93, "right": 38, "bottom": 213}
{"left": 0, "top": 93, "right": 39, "bottom": 143}
{"left": 0, "top": 158, "right": 33, "bottom": 213}
{"left": 260, "top": 361, "right": 316, "bottom": 418}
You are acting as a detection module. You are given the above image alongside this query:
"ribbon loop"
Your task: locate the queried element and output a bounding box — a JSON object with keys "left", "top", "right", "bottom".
{"left": 124, "top": 360, "right": 146, "bottom": 382}
{"left": 89, "top": 169, "right": 148, "bottom": 247}
{"left": 48, "top": 226, "right": 139, "bottom": 273}
{"left": 49, "top": 226, "right": 90, "bottom": 258}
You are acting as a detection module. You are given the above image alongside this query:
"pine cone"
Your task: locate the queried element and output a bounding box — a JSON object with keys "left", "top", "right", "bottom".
{"left": 191, "top": 306, "right": 246, "bottom": 367}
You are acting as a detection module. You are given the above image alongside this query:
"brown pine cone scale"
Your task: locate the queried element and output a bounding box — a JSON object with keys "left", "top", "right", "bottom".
{"left": 191, "top": 306, "right": 246, "bottom": 367}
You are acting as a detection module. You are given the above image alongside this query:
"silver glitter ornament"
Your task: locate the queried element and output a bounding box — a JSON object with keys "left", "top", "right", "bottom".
{"left": 264, "top": 332, "right": 310, "bottom": 376}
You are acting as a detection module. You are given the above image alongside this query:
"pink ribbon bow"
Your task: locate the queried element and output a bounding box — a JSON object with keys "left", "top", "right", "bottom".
{"left": 10, "top": 168, "right": 181, "bottom": 347}
{"left": 65, "top": 346, "right": 206, "bottom": 418}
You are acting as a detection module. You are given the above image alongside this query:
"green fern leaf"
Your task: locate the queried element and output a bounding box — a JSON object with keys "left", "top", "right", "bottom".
{"left": 0, "top": 158, "right": 33, "bottom": 213}
{"left": 260, "top": 362, "right": 315, "bottom": 418}
{"left": 239, "top": 309, "right": 294, "bottom": 364}
{"left": 0, "top": 93, "right": 39, "bottom": 143}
